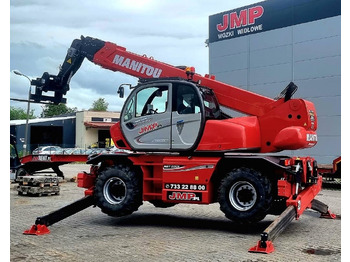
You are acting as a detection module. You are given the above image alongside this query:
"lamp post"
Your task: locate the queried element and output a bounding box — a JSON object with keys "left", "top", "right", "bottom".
{"left": 13, "top": 70, "right": 32, "bottom": 155}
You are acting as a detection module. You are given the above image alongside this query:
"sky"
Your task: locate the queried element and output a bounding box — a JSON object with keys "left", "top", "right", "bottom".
{"left": 9, "top": 0, "right": 260, "bottom": 117}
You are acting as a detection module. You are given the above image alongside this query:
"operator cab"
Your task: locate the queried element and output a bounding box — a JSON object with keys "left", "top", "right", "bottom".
{"left": 120, "top": 80, "right": 220, "bottom": 152}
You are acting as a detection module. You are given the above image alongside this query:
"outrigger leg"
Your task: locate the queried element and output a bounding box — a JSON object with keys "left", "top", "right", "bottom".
{"left": 248, "top": 198, "right": 336, "bottom": 254}
{"left": 23, "top": 195, "right": 95, "bottom": 235}
{"left": 249, "top": 206, "right": 296, "bottom": 254}
{"left": 311, "top": 199, "right": 337, "bottom": 219}
{"left": 249, "top": 176, "right": 336, "bottom": 254}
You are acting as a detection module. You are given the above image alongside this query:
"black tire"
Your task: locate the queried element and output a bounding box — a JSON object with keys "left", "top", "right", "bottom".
{"left": 149, "top": 200, "right": 177, "bottom": 208}
{"left": 218, "top": 167, "right": 272, "bottom": 225}
{"left": 94, "top": 165, "right": 143, "bottom": 217}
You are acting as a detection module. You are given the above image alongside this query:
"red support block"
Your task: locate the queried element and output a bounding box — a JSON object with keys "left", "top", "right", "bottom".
{"left": 23, "top": 224, "right": 50, "bottom": 235}
{"left": 77, "top": 172, "right": 96, "bottom": 188}
{"left": 320, "top": 210, "right": 337, "bottom": 219}
{"left": 249, "top": 240, "right": 275, "bottom": 254}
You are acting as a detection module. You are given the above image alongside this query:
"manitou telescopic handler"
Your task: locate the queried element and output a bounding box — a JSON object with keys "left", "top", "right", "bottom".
{"left": 23, "top": 36, "right": 335, "bottom": 253}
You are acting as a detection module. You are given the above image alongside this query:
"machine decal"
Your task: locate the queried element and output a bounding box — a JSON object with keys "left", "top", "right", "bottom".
{"left": 152, "top": 138, "right": 169, "bottom": 143}
{"left": 309, "top": 110, "right": 316, "bottom": 130}
{"left": 163, "top": 164, "right": 214, "bottom": 172}
{"left": 167, "top": 191, "right": 202, "bottom": 201}
{"left": 138, "top": 122, "right": 159, "bottom": 135}
{"left": 309, "top": 110, "right": 315, "bottom": 121}
{"left": 113, "top": 55, "right": 162, "bottom": 78}
{"left": 306, "top": 134, "right": 317, "bottom": 142}
{"left": 32, "top": 155, "right": 52, "bottom": 161}
{"left": 164, "top": 165, "right": 185, "bottom": 170}
{"left": 165, "top": 183, "right": 206, "bottom": 191}
{"left": 176, "top": 120, "right": 184, "bottom": 134}
{"left": 133, "top": 117, "right": 152, "bottom": 127}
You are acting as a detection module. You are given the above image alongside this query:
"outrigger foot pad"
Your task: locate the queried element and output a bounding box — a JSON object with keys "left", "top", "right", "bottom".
{"left": 311, "top": 199, "right": 337, "bottom": 219}
{"left": 23, "top": 224, "right": 50, "bottom": 235}
{"left": 320, "top": 210, "right": 337, "bottom": 219}
{"left": 249, "top": 236, "right": 275, "bottom": 254}
{"left": 248, "top": 206, "right": 296, "bottom": 254}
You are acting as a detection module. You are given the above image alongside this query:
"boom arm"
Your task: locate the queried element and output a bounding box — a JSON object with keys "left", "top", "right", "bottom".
{"left": 32, "top": 36, "right": 275, "bottom": 116}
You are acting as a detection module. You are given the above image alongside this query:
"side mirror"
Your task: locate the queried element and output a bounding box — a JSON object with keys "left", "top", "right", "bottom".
{"left": 117, "top": 83, "right": 133, "bottom": 98}
{"left": 117, "top": 86, "right": 124, "bottom": 98}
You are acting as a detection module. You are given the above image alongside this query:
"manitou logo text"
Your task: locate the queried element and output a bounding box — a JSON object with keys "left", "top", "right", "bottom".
{"left": 216, "top": 5, "right": 264, "bottom": 39}
{"left": 113, "top": 55, "right": 162, "bottom": 78}
{"left": 168, "top": 192, "right": 201, "bottom": 201}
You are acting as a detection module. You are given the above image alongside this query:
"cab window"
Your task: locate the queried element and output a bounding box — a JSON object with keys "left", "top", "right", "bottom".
{"left": 173, "top": 84, "right": 201, "bottom": 114}
{"left": 123, "top": 96, "right": 135, "bottom": 122}
{"left": 136, "top": 86, "right": 168, "bottom": 117}
{"left": 201, "top": 88, "right": 221, "bottom": 119}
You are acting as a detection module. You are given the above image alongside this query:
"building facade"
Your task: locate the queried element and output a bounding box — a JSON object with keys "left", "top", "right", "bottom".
{"left": 10, "top": 115, "right": 76, "bottom": 153}
{"left": 208, "top": 0, "right": 341, "bottom": 164}
{"left": 75, "top": 111, "right": 120, "bottom": 148}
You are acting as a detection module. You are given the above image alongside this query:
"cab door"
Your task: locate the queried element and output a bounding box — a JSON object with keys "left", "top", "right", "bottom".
{"left": 171, "top": 83, "right": 204, "bottom": 150}
{"left": 120, "top": 84, "right": 171, "bottom": 151}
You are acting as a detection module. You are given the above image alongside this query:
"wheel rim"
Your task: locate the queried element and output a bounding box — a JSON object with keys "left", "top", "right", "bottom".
{"left": 103, "top": 177, "right": 126, "bottom": 205}
{"left": 229, "top": 181, "right": 257, "bottom": 211}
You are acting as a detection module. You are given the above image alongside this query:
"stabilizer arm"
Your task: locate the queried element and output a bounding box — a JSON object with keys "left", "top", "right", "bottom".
{"left": 23, "top": 195, "right": 95, "bottom": 235}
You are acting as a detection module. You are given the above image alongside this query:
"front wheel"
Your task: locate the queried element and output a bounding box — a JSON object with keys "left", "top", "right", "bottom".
{"left": 218, "top": 167, "right": 272, "bottom": 225}
{"left": 94, "top": 165, "right": 143, "bottom": 217}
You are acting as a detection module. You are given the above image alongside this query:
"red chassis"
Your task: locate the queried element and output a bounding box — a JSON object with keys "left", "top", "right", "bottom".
{"left": 78, "top": 154, "right": 322, "bottom": 209}
{"left": 74, "top": 153, "right": 334, "bottom": 254}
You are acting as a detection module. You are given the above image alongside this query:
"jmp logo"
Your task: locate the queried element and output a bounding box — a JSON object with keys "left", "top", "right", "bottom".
{"left": 216, "top": 5, "right": 264, "bottom": 32}
{"left": 139, "top": 122, "right": 159, "bottom": 135}
{"left": 167, "top": 191, "right": 201, "bottom": 201}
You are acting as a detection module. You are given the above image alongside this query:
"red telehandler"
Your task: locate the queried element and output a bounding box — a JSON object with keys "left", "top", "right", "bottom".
{"left": 23, "top": 36, "right": 335, "bottom": 253}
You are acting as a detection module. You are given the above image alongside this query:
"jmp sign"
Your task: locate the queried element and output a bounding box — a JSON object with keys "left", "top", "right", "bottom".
{"left": 209, "top": 0, "right": 341, "bottom": 43}
{"left": 216, "top": 5, "right": 264, "bottom": 39}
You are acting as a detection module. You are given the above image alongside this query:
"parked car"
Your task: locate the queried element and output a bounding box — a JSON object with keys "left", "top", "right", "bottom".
{"left": 32, "top": 146, "right": 63, "bottom": 155}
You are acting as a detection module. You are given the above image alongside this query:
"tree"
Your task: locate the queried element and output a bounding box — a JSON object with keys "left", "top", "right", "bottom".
{"left": 10, "top": 106, "right": 36, "bottom": 120}
{"left": 90, "top": 98, "right": 109, "bottom": 111}
{"left": 40, "top": 103, "right": 77, "bottom": 118}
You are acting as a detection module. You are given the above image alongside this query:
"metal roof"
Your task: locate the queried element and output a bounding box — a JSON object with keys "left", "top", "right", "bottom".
{"left": 10, "top": 116, "right": 76, "bottom": 126}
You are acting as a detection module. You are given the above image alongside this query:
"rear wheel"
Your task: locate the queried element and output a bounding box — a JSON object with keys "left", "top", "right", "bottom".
{"left": 218, "top": 167, "right": 272, "bottom": 224}
{"left": 94, "top": 165, "right": 143, "bottom": 217}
